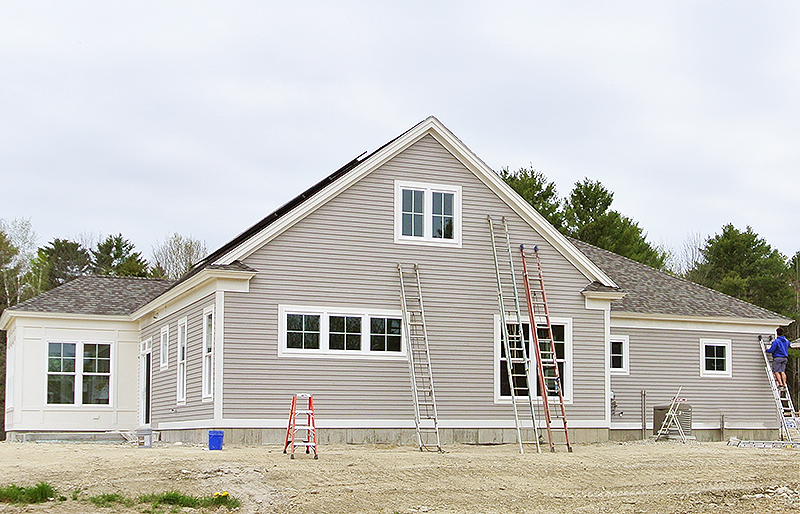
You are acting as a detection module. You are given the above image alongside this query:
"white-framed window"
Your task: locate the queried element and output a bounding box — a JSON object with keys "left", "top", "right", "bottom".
{"left": 47, "top": 341, "right": 112, "bottom": 406}
{"left": 494, "top": 315, "right": 572, "bottom": 402}
{"left": 176, "top": 317, "right": 188, "bottom": 403}
{"left": 160, "top": 325, "right": 169, "bottom": 369}
{"left": 609, "top": 335, "right": 629, "bottom": 375}
{"left": 279, "top": 305, "right": 406, "bottom": 359}
{"left": 394, "top": 180, "right": 462, "bottom": 246}
{"left": 494, "top": 316, "right": 573, "bottom": 402}
{"left": 700, "top": 339, "right": 732, "bottom": 377}
{"left": 202, "top": 306, "right": 214, "bottom": 400}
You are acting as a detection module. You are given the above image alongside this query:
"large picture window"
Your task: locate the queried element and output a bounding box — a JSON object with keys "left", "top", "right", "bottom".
{"left": 47, "top": 341, "right": 112, "bottom": 405}
{"left": 280, "top": 306, "right": 405, "bottom": 358}
{"left": 495, "top": 317, "right": 572, "bottom": 402}
{"left": 395, "top": 181, "right": 461, "bottom": 246}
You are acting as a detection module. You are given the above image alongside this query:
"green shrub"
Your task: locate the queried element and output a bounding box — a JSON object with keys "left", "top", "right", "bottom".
{"left": 0, "top": 482, "right": 57, "bottom": 504}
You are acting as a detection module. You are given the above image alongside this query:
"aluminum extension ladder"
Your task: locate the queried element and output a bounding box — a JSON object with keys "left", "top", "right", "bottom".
{"left": 487, "top": 215, "right": 541, "bottom": 454}
{"left": 655, "top": 387, "right": 687, "bottom": 443}
{"left": 759, "top": 335, "right": 800, "bottom": 442}
{"left": 283, "top": 393, "right": 318, "bottom": 459}
{"left": 520, "top": 244, "right": 572, "bottom": 452}
{"left": 398, "top": 263, "right": 442, "bottom": 452}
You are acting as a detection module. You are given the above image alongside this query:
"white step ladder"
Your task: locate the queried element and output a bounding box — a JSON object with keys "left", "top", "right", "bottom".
{"left": 487, "top": 215, "right": 541, "bottom": 454}
{"left": 759, "top": 335, "right": 800, "bottom": 442}
{"left": 398, "top": 263, "right": 442, "bottom": 452}
{"left": 655, "top": 387, "right": 687, "bottom": 443}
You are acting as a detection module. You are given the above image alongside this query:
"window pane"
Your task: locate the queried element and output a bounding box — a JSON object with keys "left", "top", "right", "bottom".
{"left": 611, "top": 355, "right": 623, "bottom": 369}
{"left": 330, "top": 315, "right": 344, "bottom": 333}
{"left": 388, "top": 318, "right": 402, "bottom": 334}
{"left": 346, "top": 334, "right": 361, "bottom": 351}
{"left": 305, "top": 332, "right": 320, "bottom": 349}
{"left": 371, "top": 335, "right": 385, "bottom": 352}
{"left": 443, "top": 193, "right": 453, "bottom": 215}
{"left": 63, "top": 344, "right": 76, "bottom": 358}
{"left": 97, "top": 344, "right": 110, "bottom": 359}
{"left": 413, "top": 190, "right": 424, "bottom": 212}
{"left": 346, "top": 316, "right": 361, "bottom": 332}
{"left": 83, "top": 375, "right": 110, "bottom": 404}
{"left": 413, "top": 214, "right": 423, "bottom": 237}
{"left": 371, "top": 317, "right": 385, "bottom": 334}
{"left": 287, "top": 332, "right": 303, "bottom": 349}
{"left": 433, "top": 192, "right": 443, "bottom": 215}
{"left": 305, "top": 315, "right": 320, "bottom": 332}
{"left": 433, "top": 217, "right": 443, "bottom": 238}
{"left": 330, "top": 333, "right": 344, "bottom": 350}
{"left": 48, "top": 375, "right": 74, "bottom": 404}
{"left": 48, "top": 358, "right": 60, "bottom": 373}
{"left": 49, "top": 342, "right": 61, "bottom": 357}
{"left": 387, "top": 336, "right": 402, "bottom": 352}
{"left": 287, "top": 314, "right": 303, "bottom": 331}
{"left": 402, "top": 213, "right": 413, "bottom": 236}
{"left": 443, "top": 217, "right": 453, "bottom": 239}
{"left": 402, "top": 189, "right": 413, "bottom": 213}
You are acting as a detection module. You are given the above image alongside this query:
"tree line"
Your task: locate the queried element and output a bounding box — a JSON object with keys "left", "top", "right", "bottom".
{"left": 500, "top": 167, "right": 800, "bottom": 320}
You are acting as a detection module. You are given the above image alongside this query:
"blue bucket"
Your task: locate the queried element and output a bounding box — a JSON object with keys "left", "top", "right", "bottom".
{"left": 208, "top": 430, "right": 224, "bottom": 450}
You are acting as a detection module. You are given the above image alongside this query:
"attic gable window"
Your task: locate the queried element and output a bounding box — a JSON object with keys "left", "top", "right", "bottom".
{"left": 395, "top": 181, "right": 461, "bottom": 246}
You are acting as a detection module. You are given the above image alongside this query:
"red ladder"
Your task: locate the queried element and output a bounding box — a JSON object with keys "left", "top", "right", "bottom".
{"left": 283, "top": 393, "right": 318, "bottom": 459}
{"left": 520, "top": 244, "right": 572, "bottom": 452}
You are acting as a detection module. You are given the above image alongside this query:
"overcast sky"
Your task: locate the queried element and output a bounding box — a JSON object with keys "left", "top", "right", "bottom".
{"left": 2, "top": 2, "right": 799, "bottom": 264}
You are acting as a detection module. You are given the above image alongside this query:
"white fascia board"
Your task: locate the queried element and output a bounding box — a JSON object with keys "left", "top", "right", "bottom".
{"left": 0, "top": 309, "right": 132, "bottom": 330}
{"left": 211, "top": 116, "right": 617, "bottom": 289}
{"left": 130, "top": 268, "right": 256, "bottom": 322}
{"left": 611, "top": 311, "right": 787, "bottom": 333}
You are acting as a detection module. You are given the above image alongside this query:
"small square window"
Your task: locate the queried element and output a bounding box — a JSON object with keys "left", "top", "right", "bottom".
{"left": 370, "top": 317, "right": 402, "bottom": 352}
{"left": 330, "top": 315, "right": 362, "bottom": 351}
{"left": 610, "top": 336, "right": 629, "bottom": 375}
{"left": 700, "top": 339, "right": 732, "bottom": 377}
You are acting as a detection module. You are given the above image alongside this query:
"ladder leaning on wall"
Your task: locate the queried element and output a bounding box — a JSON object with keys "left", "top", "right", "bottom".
{"left": 758, "top": 335, "right": 800, "bottom": 442}
{"left": 398, "top": 263, "right": 442, "bottom": 452}
{"left": 487, "top": 215, "right": 541, "bottom": 454}
{"left": 519, "top": 243, "right": 573, "bottom": 452}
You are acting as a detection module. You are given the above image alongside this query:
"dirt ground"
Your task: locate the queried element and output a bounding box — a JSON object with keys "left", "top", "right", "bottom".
{"left": 0, "top": 439, "right": 798, "bottom": 513}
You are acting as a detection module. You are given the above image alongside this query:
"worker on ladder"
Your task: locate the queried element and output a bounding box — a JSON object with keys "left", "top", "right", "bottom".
{"left": 766, "top": 328, "right": 791, "bottom": 388}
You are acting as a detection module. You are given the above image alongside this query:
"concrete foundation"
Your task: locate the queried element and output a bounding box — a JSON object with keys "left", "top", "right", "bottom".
{"left": 7, "top": 427, "right": 781, "bottom": 446}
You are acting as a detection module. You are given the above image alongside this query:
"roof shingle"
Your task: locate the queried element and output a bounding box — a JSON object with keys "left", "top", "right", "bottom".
{"left": 8, "top": 275, "right": 174, "bottom": 316}
{"left": 570, "top": 238, "right": 788, "bottom": 320}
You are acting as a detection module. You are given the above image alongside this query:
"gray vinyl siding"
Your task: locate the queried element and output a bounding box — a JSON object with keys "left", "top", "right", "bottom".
{"left": 610, "top": 326, "right": 777, "bottom": 429}
{"left": 223, "top": 134, "right": 607, "bottom": 424}
{"left": 140, "top": 293, "right": 215, "bottom": 424}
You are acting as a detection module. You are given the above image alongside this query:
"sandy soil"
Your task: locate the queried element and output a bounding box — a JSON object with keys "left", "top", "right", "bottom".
{"left": 0, "top": 439, "right": 798, "bottom": 513}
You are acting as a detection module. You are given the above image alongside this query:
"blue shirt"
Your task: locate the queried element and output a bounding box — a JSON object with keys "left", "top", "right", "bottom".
{"left": 766, "top": 335, "right": 791, "bottom": 359}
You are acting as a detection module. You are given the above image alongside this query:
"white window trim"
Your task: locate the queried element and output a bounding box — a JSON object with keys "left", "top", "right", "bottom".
{"left": 201, "top": 305, "right": 214, "bottom": 401}
{"left": 45, "top": 340, "right": 114, "bottom": 408}
{"left": 394, "top": 180, "right": 462, "bottom": 247}
{"left": 159, "top": 325, "right": 169, "bottom": 370}
{"left": 700, "top": 338, "right": 732, "bottom": 378}
{"left": 609, "top": 335, "right": 630, "bottom": 376}
{"left": 278, "top": 304, "right": 407, "bottom": 359}
{"left": 493, "top": 315, "right": 573, "bottom": 404}
{"left": 176, "top": 317, "right": 188, "bottom": 404}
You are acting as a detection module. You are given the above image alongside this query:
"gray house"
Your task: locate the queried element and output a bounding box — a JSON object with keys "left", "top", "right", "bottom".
{"left": 1, "top": 117, "right": 789, "bottom": 443}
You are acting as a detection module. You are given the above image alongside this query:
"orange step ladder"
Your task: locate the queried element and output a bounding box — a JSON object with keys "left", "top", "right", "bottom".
{"left": 283, "top": 393, "right": 318, "bottom": 459}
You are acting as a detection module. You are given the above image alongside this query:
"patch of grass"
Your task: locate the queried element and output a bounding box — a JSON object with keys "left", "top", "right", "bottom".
{"left": 89, "top": 492, "right": 135, "bottom": 508}
{"left": 138, "top": 491, "right": 239, "bottom": 510}
{"left": 0, "top": 482, "right": 58, "bottom": 504}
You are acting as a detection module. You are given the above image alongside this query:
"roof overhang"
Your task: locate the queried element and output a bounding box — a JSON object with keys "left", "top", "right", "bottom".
{"left": 0, "top": 309, "right": 132, "bottom": 331}
{"left": 131, "top": 267, "right": 257, "bottom": 321}
{"left": 582, "top": 290, "right": 627, "bottom": 301}
{"left": 210, "top": 116, "right": 617, "bottom": 288}
{"left": 611, "top": 310, "right": 789, "bottom": 333}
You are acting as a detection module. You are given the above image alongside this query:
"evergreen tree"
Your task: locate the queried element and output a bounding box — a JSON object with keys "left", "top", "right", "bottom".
{"left": 499, "top": 166, "right": 563, "bottom": 229}
{"left": 91, "top": 234, "right": 149, "bottom": 277}
{"left": 687, "top": 224, "right": 794, "bottom": 316}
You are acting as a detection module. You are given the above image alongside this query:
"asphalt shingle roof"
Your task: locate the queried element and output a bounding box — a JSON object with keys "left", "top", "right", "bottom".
{"left": 570, "top": 238, "right": 788, "bottom": 320}
{"left": 8, "top": 275, "right": 174, "bottom": 316}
